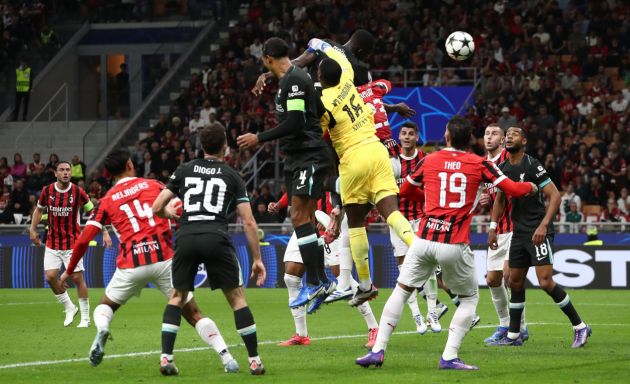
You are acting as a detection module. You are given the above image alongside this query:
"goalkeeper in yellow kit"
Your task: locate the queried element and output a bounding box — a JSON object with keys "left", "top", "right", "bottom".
{"left": 310, "top": 38, "right": 414, "bottom": 306}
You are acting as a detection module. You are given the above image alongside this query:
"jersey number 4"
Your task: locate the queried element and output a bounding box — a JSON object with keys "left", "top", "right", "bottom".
{"left": 438, "top": 172, "right": 467, "bottom": 208}
{"left": 184, "top": 177, "right": 226, "bottom": 217}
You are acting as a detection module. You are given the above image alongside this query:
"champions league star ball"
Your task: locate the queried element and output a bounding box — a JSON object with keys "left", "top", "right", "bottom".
{"left": 445, "top": 31, "right": 475, "bottom": 61}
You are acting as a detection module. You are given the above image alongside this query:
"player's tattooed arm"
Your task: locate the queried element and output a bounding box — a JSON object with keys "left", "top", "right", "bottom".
{"left": 532, "top": 181, "right": 561, "bottom": 246}
{"left": 237, "top": 202, "right": 267, "bottom": 286}
{"left": 152, "top": 188, "right": 179, "bottom": 220}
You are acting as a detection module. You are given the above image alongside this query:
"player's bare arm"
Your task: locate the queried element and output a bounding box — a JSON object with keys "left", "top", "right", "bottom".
{"left": 237, "top": 202, "right": 267, "bottom": 286}
{"left": 384, "top": 103, "right": 416, "bottom": 118}
{"left": 152, "top": 188, "right": 180, "bottom": 220}
{"left": 59, "top": 224, "right": 101, "bottom": 287}
{"left": 532, "top": 181, "right": 561, "bottom": 246}
{"left": 488, "top": 190, "right": 505, "bottom": 251}
{"left": 29, "top": 206, "right": 43, "bottom": 246}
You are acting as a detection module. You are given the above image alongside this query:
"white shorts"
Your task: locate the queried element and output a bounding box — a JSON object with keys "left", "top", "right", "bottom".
{"left": 284, "top": 232, "right": 340, "bottom": 267}
{"left": 487, "top": 232, "right": 512, "bottom": 271}
{"left": 389, "top": 219, "right": 420, "bottom": 257}
{"left": 398, "top": 237, "right": 478, "bottom": 297}
{"left": 105, "top": 259, "right": 192, "bottom": 305}
{"left": 44, "top": 247, "right": 84, "bottom": 272}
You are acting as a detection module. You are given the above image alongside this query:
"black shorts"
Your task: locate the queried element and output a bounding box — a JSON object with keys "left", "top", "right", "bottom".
{"left": 509, "top": 233, "right": 555, "bottom": 268}
{"left": 172, "top": 232, "right": 243, "bottom": 291}
{"left": 285, "top": 149, "right": 332, "bottom": 200}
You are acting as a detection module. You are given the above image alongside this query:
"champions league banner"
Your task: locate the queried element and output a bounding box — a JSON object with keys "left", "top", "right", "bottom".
{"left": 0, "top": 233, "right": 628, "bottom": 289}
{"left": 382, "top": 86, "right": 474, "bottom": 144}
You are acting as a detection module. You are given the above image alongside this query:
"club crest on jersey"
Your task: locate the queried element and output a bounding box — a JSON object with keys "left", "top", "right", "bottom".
{"left": 194, "top": 263, "right": 208, "bottom": 288}
{"left": 69, "top": 195, "right": 73, "bottom": 204}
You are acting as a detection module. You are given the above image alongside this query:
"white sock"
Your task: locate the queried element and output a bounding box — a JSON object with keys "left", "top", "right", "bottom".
{"left": 442, "top": 294, "right": 478, "bottom": 361}
{"left": 398, "top": 264, "right": 421, "bottom": 317}
{"left": 372, "top": 285, "right": 411, "bottom": 352}
{"left": 489, "top": 285, "right": 509, "bottom": 327}
{"left": 79, "top": 298, "right": 90, "bottom": 322}
{"left": 356, "top": 301, "right": 379, "bottom": 329}
{"left": 195, "top": 317, "right": 233, "bottom": 364}
{"left": 248, "top": 356, "right": 261, "bottom": 364}
{"left": 55, "top": 291, "right": 75, "bottom": 311}
{"left": 349, "top": 277, "right": 359, "bottom": 292}
{"left": 161, "top": 353, "right": 174, "bottom": 362}
{"left": 337, "top": 269, "right": 352, "bottom": 291}
{"left": 425, "top": 273, "right": 438, "bottom": 313}
{"left": 338, "top": 219, "right": 352, "bottom": 291}
{"left": 573, "top": 322, "right": 586, "bottom": 330}
{"left": 93, "top": 304, "right": 114, "bottom": 332}
{"left": 285, "top": 273, "right": 307, "bottom": 337}
{"left": 520, "top": 305, "right": 528, "bottom": 331}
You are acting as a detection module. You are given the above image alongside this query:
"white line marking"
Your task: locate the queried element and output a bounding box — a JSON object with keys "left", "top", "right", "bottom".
{"left": 0, "top": 302, "right": 56, "bottom": 306}
{"left": 0, "top": 322, "right": 626, "bottom": 370}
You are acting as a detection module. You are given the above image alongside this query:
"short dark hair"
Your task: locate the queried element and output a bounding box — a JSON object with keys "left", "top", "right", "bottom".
{"left": 350, "top": 29, "right": 375, "bottom": 57}
{"left": 199, "top": 124, "right": 227, "bottom": 155}
{"left": 104, "top": 149, "right": 131, "bottom": 176}
{"left": 319, "top": 58, "right": 342, "bottom": 86}
{"left": 401, "top": 121, "right": 418, "bottom": 133}
{"left": 446, "top": 116, "right": 472, "bottom": 150}
{"left": 56, "top": 161, "right": 71, "bottom": 170}
{"left": 262, "top": 37, "right": 289, "bottom": 58}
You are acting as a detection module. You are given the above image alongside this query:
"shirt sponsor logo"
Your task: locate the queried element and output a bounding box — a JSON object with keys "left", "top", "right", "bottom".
{"left": 287, "top": 90, "right": 305, "bottom": 97}
{"left": 425, "top": 217, "right": 452, "bottom": 232}
{"left": 131, "top": 239, "right": 161, "bottom": 255}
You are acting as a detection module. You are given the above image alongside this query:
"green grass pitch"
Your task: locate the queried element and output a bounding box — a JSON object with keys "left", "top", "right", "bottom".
{"left": 1, "top": 288, "right": 628, "bottom": 383}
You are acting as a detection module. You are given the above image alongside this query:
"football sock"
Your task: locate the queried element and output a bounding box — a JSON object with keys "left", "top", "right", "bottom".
{"left": 55, "top": 291, "right": 74, "bottom": 311}
{"left": 442, "top": 294, "right": 478, "bottom": 361}
{"left": 398, "top": 264, "right": 421, "bottom": 317}
{"left": 284, "top": 273, "right": 307, "bottom": 337}
{"left": 93, "top": 304, "right": 113, "bottom": 331}
{"left": 425, "top": 273, "right": 438, "bottom": 313}
{"left": 489, "top": 284, "right": 510, "bottom": 327}
{"left": 348, "top": 227, "right": 372, "bottom": 290}
{"left": 547, "top": 285, "right": 582, "bottom": 326}
{"left": 386, "top": 211, "right": 414, "bottom": 247}
{"left": 445, "top": 288, "right": 460, "bottom": 306}
{"left": 508, "top": 289, "right": 525, "bottom": 339}
{"left": 373, "top": 285, "right": 410, "bottom": 352}
{"left": 161, "top": 304, "right": 182, "bottom": 355}
{"left": 337, "top": 243, "right": 353, "bottom": 290}
{"left": 356, "top": 301, "right": 379, "bottom": 329}
{"left": 295, "top": 223, "right": 321, "bottom": 286}
{"left": 521, "top": 306, "right": 528, "bottom": 332}
{"left": 316, "top": 237, "right": 329, "bottom": 284}
{"left": 79, "top": 298, "right": 90, "bottom": 322}
{"left": 234, "top": 307, "right": 258, "bottom": 358}
{"left": 195, "top": 317, "right": 233, "bottom": 364}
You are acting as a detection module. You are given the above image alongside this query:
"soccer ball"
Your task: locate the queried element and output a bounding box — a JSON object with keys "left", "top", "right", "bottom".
{"left": 445, "top": 31, "right": 475, "bottom": 61}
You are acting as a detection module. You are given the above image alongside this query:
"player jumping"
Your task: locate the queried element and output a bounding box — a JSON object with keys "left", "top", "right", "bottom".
{"left": 486, "top": 126, "right": 591, "bottom": 348}
{"left": 356, "top": 117, "right": 537, "bottom": 370}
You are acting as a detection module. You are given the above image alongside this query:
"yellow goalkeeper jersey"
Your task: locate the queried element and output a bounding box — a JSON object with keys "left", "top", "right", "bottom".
{"left": 320, "top": 46, "right": 377, "bottom": 159}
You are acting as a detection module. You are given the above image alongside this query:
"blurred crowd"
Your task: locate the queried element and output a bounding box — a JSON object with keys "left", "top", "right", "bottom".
{"left": 1, "top": 0, "right": 629, "bottom": 230}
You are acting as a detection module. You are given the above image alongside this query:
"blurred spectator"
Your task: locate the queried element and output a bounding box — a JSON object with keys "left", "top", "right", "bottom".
{"left": 27, "top": 153, "right": 45, "bottom": 176}
{"left": 10, "top": 153, "right": 27, "bottom": 179}
{"left": 70, "top": 155, "right": 86, "bottom": 183}
{"left": 497, "top": 107, "right": 517, "bottom": 130}
{"left": 13, "top": 60, "right": 32, "bottom": 121}
{"left": 565, "top": 202, "right": 583, "bottom": 234}
{"left": 0, "top": 179, "right": 31, "bottom": 223}
{"left": 618, "top": 188, "right": 630, "bottom": 215}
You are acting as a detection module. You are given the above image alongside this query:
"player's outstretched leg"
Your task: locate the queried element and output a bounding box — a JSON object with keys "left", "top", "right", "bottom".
{"left": 234, "top": 306, "right": 265, "bottom": 375}
{"left": 488, "top": 276, "right": 525, "bottom": 346}
{"left": 538, "top": 268, "right": 590, "bottom": 348}
{"left": 439, "top": 295, "right": 480, "bottom": 370}
{"left": 356, "top": 285, "right": 412, "bottom": 368}
{"left": 89, "top": 303, "right": 115, "bottom": 366}
{"left": 291, "top": 222, "right": 326, "bottom": 307}
{"left": 70, "top": 272, "right": 90, "bottom": 328}
{"left": 46, "top": 268, "right": 78, "bottom": 327}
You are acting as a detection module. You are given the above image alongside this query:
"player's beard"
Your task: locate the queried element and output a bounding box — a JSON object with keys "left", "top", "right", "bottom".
{"left": 505, "top": 142, "right": 522, "bottom": 153}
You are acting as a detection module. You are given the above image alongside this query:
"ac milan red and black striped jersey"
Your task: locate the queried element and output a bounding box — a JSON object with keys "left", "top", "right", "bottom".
{"left": 393, "top": 150, "right": 424, "bottom": 221}
{"left": 37, "top": 183, "right": 91, "bottom": 250}
{"left": 87, "top": 177, "right": 173, "bottom": 269}
{"left": 406, "top": 148, "right": 508, "bottom": 244}
{"left": 356, "top": 79, "right": 391, "bottom": 141}
{"left": 486, "top": 148, "right": 513, "bottom": 234}
{"left": 317, "top": 192, "right": 334, "bottom": 215}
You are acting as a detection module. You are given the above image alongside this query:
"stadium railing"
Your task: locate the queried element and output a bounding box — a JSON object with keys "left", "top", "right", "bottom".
{"left": 371, "top": 67, "right": 480, "bottom": 86}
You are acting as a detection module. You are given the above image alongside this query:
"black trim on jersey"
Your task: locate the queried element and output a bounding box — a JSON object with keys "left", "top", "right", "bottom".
{"left": 55, "top": 189, "right": 62, "bottom": 250}
{"left": 141, "top": 237, "right": 151, "bottom": 265}
{"left": 131, "top": 240, "right": 140, "bottom": 267}
{"left": 153, "top": 234, "right": 164, "bottom": 261}
{"left": 431, "top": 215, "right": 447, "bottom": 242}
{"left": 120, "top": 242, "right": 128, "bottom": 265}
{"left": 443, "top": 215, "right": 458, "bottom": 244}
{"left": 71, "top": 185, "right": 78, "bottom": 248}
{"left": 326, "top": 109, "right": 336, "bottom": 130}
{"left": 481, "top": 161, "right": 501, "bottom": 182}
{"left": 421, "top": 215, "right": 432, "bottom": 239}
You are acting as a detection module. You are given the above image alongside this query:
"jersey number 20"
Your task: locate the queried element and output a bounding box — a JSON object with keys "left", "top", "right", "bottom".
{"left": 184, "top": 177, "right": 226, "bottom": 216}
{"left": 438, "top": 172, "right": 466, "bottom": 208}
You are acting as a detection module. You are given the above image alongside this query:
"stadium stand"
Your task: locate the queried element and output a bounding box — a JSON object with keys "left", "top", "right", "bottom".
{"left": 0, "top": 0, "right": 628, "bottom": 229}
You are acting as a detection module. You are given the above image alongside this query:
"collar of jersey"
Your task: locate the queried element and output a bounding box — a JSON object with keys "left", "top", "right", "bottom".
{"left": 116, "top": 176, "right": 137, "bottom": 185}
{"left": 487, "top": 150, "right": 503, "bottom": 162}
{"left": 400, "top": 150, "right": 418, "bottom": 160}
{"left": 54, "top": 182, "right": 72, "bottom": 193}
{"left": 443, "top": 147, "right": 466, "bottom": 153}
